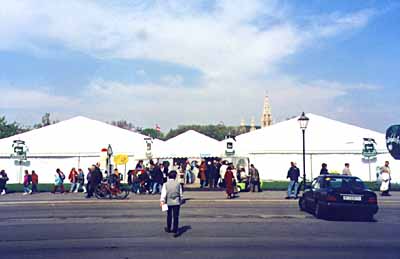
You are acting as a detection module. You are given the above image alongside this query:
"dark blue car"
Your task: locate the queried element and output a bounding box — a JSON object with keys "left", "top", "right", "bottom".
{"left": 299, "top": 175, "right": 378, "bottom": 220}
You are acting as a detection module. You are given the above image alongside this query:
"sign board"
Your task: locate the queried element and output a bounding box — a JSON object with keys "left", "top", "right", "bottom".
{"left": 114, "top": 154, "right": 129, "bottom": 165}
{"left": 225, "top": 141, "right": 235, "bottom": 156}
{"left": 362, "top": 138, "right": 377, "bottom": 159}
{"left": 386, "top": 125, "right": 400, "bottom": 160}
{"left": 11, "top": 140, "right": 28, "bottom": 161}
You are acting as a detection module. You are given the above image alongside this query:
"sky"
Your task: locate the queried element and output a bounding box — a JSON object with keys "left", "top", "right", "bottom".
{"left": 0, "top": 0, "right": 399, "bottom": 132}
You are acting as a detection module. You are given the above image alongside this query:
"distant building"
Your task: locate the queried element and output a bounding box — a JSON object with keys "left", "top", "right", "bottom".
{"left": 261, "top": 95, "right": 273, "bottom": 128}
{"left": 250, "top": 117, "right": 256, "bottom": 132}
{"left": 239, "top": 119, "right": 247, "bottom": 134}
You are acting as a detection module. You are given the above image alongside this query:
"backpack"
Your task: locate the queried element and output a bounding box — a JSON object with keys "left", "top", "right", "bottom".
{"left": 59, "top": 171, "right": 66, "bottom": 181}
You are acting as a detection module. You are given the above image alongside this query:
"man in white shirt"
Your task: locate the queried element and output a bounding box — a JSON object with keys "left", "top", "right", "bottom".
{"left": 342, "top": 163, "right": 352, "bottom": 176}
{"left": 219, "top": 161, "right": 228, "bottom": 187}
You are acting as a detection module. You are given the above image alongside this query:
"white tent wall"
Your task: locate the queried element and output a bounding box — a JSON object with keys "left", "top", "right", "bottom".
{"left": 0, "top": 157, "right": 79, "bottom": 184}
{"left": 248, "top": 153, "right": 308, "bottom": 181}
{"left": 248, "top": 152, "right": 400, "bottom": 183}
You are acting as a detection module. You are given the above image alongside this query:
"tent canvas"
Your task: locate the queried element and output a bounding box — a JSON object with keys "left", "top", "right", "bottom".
{"left": 0, "top": 116, "right": 163, "bottom": 158}
{"left": 158, "top": 130, "right": 222, "bottom": 158}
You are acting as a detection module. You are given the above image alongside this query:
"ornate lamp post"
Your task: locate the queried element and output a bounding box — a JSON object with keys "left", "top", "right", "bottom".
{"left": 107, "top": 144, "right": 113, "bottom": 180}
{"left": 298, "top": 112, "right": 309, "bottom": 191}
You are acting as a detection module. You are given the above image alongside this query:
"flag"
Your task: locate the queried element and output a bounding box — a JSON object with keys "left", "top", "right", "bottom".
{"left": 155, "top": 124, "right": 161, "bottom": 132}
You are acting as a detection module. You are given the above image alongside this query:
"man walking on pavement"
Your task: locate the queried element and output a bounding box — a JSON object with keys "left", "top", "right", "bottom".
{"left": 160, "top": 170, "right": 182, "bottom": 238}
{"left": 286, "top": 162, "right": 300, "bottom": 199}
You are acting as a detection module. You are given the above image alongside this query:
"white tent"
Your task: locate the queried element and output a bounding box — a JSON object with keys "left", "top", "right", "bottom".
{"left": 235, "top": 114, "right": 399, "bottom": 183}
{"left": 158, "top": 130, "right": 222, "bottom": 158}
{"left": 0, "top": 116, "right": 164, "bottom": 183}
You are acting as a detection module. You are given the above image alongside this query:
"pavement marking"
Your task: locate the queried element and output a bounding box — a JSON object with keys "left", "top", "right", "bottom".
{"left": 0, "top": 199, "right": 399, "bottom": 206}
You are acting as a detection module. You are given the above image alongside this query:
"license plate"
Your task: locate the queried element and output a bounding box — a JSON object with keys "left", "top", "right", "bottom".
{"left": 343, "top": 195, "right": 362, "bottom": 201}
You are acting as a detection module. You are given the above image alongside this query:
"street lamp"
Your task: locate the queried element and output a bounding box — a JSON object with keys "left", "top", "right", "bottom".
{"left": 107, "top": 144, "right": 113, "bottom": 179}
{"left": 298, "top": 112, "right": 309, "bottom": 191}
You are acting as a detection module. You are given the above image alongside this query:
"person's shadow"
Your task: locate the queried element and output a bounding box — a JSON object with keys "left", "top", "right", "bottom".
{"left": 174, "top": 225, "right": 191, "bottom": 238}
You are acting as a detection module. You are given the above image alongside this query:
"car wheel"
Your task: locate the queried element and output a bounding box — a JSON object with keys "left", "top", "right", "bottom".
{"left": 363, "top": 214, "right": 374, "bottom": 222}
{"left": 315, "top": 203, "right": 325, "bottom": 219}
{"left": 299, "top": 197, "right": 307, "bottom": 211}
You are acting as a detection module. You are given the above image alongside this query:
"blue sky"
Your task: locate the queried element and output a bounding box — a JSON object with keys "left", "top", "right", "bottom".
{"left": 0, "top": 0, "right": 399, "bottom": 132}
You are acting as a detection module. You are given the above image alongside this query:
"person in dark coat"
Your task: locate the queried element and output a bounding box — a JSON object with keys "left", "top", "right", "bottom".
{"left": 286, "top": 162, "right": 300, "bottom": 199}
{"left": 152, "top": 164, "right": 164, "bottom": 194}
{"left": 207, "top": 161, "right": 217, "bottom": 189}
{"left": 86, "top": 165, "right": 103, "bottom": 198}
{"left": 320, "top": 163, "right": 329, "bottom": 175}
{"left": 0, "top": 170, "right": 9, "bottom": 195}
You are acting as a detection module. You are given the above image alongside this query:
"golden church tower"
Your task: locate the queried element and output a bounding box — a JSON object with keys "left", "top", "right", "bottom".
{"left": 261, "top": 95, "right": 273, "bottom": 128}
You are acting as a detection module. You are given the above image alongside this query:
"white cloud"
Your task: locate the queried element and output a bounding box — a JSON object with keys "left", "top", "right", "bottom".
{"left": 0, "top": 88, "right": 80, "bottom": 109}
{"left": 0, "top": 0, "right": 382, "bottom": 129}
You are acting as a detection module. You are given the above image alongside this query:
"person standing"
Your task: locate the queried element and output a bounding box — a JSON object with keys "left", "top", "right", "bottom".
{"left": 224, "top": 166, "right": 235, "bottom": 199}
{"left": 207, "top": 161, "right": 216, "bottom": 189}
{"left": 152, "top": 164, "right": 164, "bottom": 194}
{"left": 68, "top": 168, "right": 79, "bottom": 193}
{"left": 31, "top": 170, "right": 39, "bottom": 193}
{"left": 199, "top": 161, "right": 207, "bottom": 188}
{"left": 249, "top": 164, "right": 261, "bottom": 192}
{"left": 342, "top": 163, "right": 352, "bottom": 176}
{"left": 320, "top": 163, "right": 329, "bottom": 175}
{"left": 86, "top": 168, "right": 92, "bottom": 195}
{"left": 160, "top": 171, "right": 182, "bottom": 237}
{"left": 86, "top": 165, "right": 103, "bottom": 198}
{"left": 76, "top": 168, "right": 87, "bottom": 193}
{"left": 52, "top": 169, "right": 65, "bottom": 194}
{"left": 0, "top": 170, "right": 9, "bottom": 195}
{"left": 23, "top": 170, "right": 32, "bottom": 195}
{"left": 380, "top": 161, "right": 391, "bottom": 196}
{"left": 128, "top": 170, "right": 140, "bottom": 194}
{"left": 178, "top": 165, "right": 185, "bottom": 192}
{"left": 184, "top": 161, "right": 192, "bottom": 184}
{"left": 219, "top": 161, "right": 228, "bottom": 188}
{"left": 286, "top": 162, "right": 300, "bottom": 199}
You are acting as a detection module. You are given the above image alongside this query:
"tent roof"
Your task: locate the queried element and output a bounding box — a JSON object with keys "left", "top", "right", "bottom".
{"left": 236, "top": 113, "right": 386, "bottom": 154}
{"left": 158, "top": 130, "right": 221, "bottom": 158}
{"left": 0, "top": 116, "right": 163, "bottom": 157}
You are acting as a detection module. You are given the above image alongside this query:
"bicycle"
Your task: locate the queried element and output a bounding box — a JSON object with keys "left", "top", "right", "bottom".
{"left": 95, "top": 180, "right": 130, "bottom": 200}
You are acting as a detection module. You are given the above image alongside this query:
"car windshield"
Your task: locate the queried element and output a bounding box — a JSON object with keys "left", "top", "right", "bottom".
{"left": 324, "top": 177, "right": 365, "bottom": 190}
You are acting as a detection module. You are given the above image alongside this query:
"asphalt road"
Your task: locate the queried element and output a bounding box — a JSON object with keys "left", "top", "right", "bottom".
{"left": 0, "top": 193, "right": 399, "bottom": 259}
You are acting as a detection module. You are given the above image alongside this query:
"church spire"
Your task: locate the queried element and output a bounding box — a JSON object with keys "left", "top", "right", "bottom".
{"left": 261, "top": 95, "right": 273, "bottom": 128}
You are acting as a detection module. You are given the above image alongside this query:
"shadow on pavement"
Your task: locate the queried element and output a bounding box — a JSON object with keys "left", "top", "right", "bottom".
{"left": 175, "top": 225, "right": 192, "bottom": 238}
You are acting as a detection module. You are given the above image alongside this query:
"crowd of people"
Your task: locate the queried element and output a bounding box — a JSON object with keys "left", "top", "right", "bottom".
{"left": 126, "top": 159, "right": 261, "bottom": 199}
{"left": 0, "top": 159, "right": 394, "bottom": 198}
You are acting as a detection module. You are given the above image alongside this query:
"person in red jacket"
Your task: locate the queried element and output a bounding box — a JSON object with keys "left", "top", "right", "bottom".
{"left": 31, "top": 170, "right": 39, "bottom": 193}
{"left": 68, "top": 168, "right": 79, "bottom": 193}
{"left": 224, "top": 166, "right": 235, "bottom": 199}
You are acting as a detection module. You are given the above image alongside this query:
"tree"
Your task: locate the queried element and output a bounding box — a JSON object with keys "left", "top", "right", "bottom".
{"left": 109, "top": 120, "right": 139, "bottom": 131}
{"left": 0, "top": 116, "right": 27, "bottom": 139}
{"left": 34, "top": 112, "right": 54, "bottom": 129}
{"left": 164, "top": 124, "right": 243, "bottom": 141}
{"left": 141, "top": 128, "right": 164, "bottom": 139}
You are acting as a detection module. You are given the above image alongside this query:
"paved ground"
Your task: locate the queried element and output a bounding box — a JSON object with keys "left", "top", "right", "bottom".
{"left": 0, "top": 191, "right": 399, "bottom": 259}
